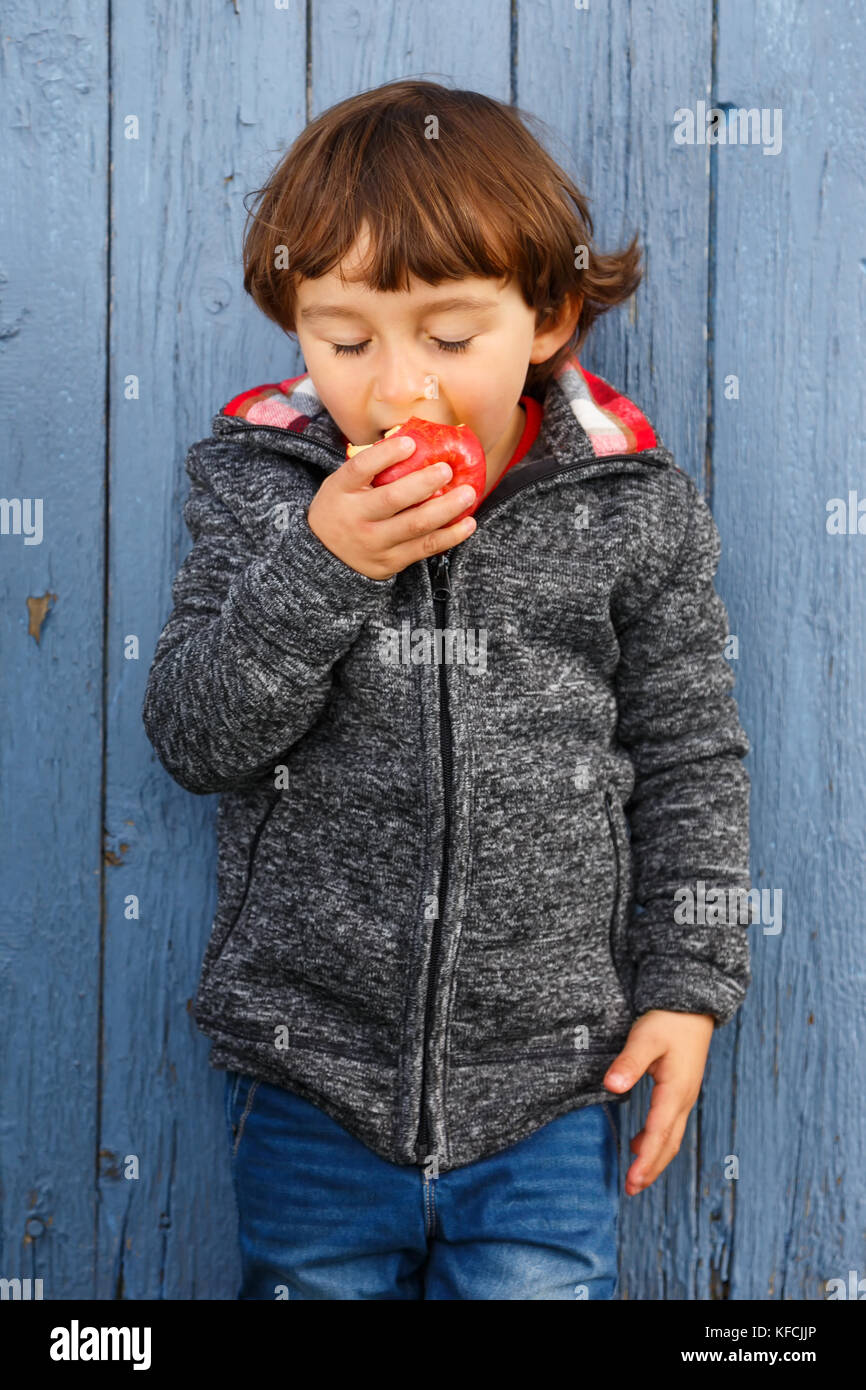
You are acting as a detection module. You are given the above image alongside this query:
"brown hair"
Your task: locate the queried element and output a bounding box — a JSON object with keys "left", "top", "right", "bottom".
{"left": 242, "top": 79, "right": 643, "bottom": 401}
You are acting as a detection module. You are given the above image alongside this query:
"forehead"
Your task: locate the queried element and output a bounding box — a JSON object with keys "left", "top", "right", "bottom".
{"left": 295, "top": 267, "right": 514, "bottom": 319}
{"left": 295, "top": 222, "right": 515, "bottom": 319}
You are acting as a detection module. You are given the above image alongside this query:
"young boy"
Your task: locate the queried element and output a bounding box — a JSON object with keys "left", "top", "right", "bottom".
{"left": 142, "top": 79, "right": 753, "bottom": 1300}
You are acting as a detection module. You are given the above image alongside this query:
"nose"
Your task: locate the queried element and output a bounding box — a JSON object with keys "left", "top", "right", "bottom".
{"left": 372, "top": 340, "right": 435, "bottom": 413}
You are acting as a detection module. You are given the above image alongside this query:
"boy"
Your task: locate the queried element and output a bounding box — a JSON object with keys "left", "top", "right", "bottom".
{"left": 142, "top": 80, "right": 753, "bottom": 1300}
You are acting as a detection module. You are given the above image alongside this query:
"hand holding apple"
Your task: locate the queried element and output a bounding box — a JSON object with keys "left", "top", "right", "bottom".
{"left": 306, "top": 422, "right": 483, "bottom": 581}
{"left": 346, "top": 418, "right": 486, "bottom": 525}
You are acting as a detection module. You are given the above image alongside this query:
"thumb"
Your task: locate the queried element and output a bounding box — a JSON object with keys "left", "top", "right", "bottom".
{"left": 603, "top": 1040, "right": 656, "bottom": 1093}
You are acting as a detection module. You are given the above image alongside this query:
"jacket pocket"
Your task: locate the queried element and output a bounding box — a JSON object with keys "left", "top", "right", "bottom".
{"left": 451, "top": 784, "right": 635, "bottom": 1058}
{"left": 208, "top": 793, "right": 281, "bottom": 974}
{"left": 604, "top": 789, "right": 634, "bottom": 1012}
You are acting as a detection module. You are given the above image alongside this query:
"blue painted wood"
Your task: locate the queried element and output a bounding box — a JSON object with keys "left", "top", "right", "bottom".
{"left": 0, "top": 0, "right": 109, "bottom": 1299}
{"left": 2, "top": 0, "right": 862, "bottom": 1300}
{"left": 104, "top": 0, "right": 309, "bottom": 1301}
{"left": 713, "top": 0, "right": 866, "bottom": 1301}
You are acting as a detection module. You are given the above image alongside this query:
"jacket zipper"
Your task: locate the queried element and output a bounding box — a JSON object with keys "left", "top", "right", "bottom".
{"left": 416, "top": 547, "right": 454, "bottom": 1162}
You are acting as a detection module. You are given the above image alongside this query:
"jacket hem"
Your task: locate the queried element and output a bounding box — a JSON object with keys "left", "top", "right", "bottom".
{"left": 202, "top": 1030, "right": 632, "bottom": 1172}
{"left": 441, "top": 1085, "right": 631, "bottom": 1172}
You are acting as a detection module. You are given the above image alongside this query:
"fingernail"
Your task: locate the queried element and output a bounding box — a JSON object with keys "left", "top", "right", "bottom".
{"left": 457, "top": 485, "right": 475, "bottom": 502}
{"left": 439, "top": 463, "right": 453, "bottom": 480}
{"left": 606, "top": 1072, "right": 628, "bottom": 1086}
{"left": 400, "top": 437, "right": 415, "bottom": 451}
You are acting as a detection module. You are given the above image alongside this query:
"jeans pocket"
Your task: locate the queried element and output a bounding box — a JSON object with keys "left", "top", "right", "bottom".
{"left": 225, "top": 1070, "right": 261, "bottom": 1160}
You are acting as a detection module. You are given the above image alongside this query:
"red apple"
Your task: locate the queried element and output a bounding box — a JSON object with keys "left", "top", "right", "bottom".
{"left": 346, "top": 417, "right": 486, "bottom": 523}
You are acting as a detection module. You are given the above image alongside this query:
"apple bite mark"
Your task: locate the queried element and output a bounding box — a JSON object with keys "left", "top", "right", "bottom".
{"left": 345, "top": 417, "right": 486, "bottom": 523}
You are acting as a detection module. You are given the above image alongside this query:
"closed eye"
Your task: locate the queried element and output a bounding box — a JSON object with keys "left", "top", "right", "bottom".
{"left": 331, "top": 337, "right": 473, "bottom": 357}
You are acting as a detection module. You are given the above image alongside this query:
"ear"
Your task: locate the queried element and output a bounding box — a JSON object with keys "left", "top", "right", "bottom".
{"left": 529, "top": 291, "right": 583, "bottom": 364}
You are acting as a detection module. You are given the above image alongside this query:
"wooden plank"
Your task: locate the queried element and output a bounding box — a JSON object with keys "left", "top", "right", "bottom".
{"left": 312, "top": 0, "right": 513, "bottom": 108}
{"left": 520, "top": 0, "right": 713, "bottom": 482}
{"left": 0, "top": 0, "right": 108, "bottom": 1298}
{"left": 106, "top": 1, "right": 310, "bottom": 1298}
{"left": 712, "top": 0, "right": 866, "bottom": 1301}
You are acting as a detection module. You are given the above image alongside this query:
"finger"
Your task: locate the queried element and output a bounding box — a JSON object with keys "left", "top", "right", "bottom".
{"left": 625, "top": 1086, "right": 690, "bottom": 1192}
{"left": 377, "top": 481, "right": 479, "bottom": 551}
{"left": 364, "top": 460, "right": 456, "bottom": 521}
{"left": 340, "top": 433, "right": 416, "bottom": 490}
{"left": 625, "top": 1123, "right": 686, "bottom": 1194}
{"left": 603, "top": 1045, "right": 655, "bottom": 1093}
{"left": 383, "top": 503, "right": 478, "bottom": 572}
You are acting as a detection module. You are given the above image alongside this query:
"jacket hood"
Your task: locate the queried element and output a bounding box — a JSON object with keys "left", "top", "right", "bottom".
{"left": 211, "top": 349, "right": 677, "bottom": 480}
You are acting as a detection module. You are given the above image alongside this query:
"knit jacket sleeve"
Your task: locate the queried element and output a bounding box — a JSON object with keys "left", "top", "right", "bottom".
{"left": 141, "top": 441, "right": 395, "bottom": 795}
{"left": 613, "top": 473, "right": 755, "bottom": 1028}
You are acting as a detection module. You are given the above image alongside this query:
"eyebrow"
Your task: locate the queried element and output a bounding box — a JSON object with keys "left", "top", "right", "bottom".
{"left": 298, "top": 295, "right": 499, "bottom": 325}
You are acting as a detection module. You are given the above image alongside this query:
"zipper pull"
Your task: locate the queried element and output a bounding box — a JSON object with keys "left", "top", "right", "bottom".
{"left": 431, "top": 552, "right": 452, "bottom": 602}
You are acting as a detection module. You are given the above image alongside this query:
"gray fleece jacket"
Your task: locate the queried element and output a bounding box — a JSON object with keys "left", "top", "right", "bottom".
{"left": 141, "top": 353, "right": 753, "bottom": 1172}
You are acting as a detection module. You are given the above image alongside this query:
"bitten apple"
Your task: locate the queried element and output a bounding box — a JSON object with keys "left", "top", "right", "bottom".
{"left": 346, "top": 418, "right": 486, "bottom": 524}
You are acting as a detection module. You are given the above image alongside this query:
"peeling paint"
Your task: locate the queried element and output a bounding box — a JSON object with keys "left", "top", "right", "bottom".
{"left": 27, "top": 591, "right": 57, "bottom": 643}
{"left": 99, "top": 1148, "right": 121, "bottom": 1180}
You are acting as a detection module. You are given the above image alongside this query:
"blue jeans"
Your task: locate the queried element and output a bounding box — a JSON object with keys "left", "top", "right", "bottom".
{"left": 224, "top": 1069, "right": 621, "bottom": 1300}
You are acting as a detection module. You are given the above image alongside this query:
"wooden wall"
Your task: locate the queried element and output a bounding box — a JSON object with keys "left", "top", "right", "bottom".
{"left": 1, "top": 0, "right": 863, "bottom": 1299}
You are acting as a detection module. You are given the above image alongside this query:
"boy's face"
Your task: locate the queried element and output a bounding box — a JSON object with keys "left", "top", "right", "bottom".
{"left": 294, "top": 225, "right": 575, "bottom": 480}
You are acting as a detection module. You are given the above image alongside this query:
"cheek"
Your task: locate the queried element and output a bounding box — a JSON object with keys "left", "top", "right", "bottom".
{"left": 455, "top": 364, "right": 520, "bottom": 430}
{"left": 476, "top": 334, "right": 529, "bottom": 390}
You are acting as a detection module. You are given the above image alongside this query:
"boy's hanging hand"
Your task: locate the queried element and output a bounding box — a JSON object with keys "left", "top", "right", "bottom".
{"left": 602, "top": 1010, "right": 716, "bottom": 1196}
